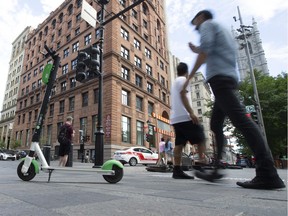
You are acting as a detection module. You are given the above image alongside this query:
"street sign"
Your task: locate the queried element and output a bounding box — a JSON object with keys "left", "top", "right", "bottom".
{"left": 81, "top": 0, "right": 97, "bottom": 28}
{"left": 245, "top": 105, "right": 255, "bottom": 113}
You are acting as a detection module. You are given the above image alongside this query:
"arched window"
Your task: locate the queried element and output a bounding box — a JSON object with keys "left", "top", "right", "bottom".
{"left": 44, "top": 26, "right": 48, "bottom": 36}
{"left": 142, "top": 3, "right": 149, "bottom": 15}
{"left": 68, "top": 4, "right": 73, "bottom": 15}
{"left": 58, "top": 13, "right": 63, "bottom": 23}
{"left": 39, "top": 32, "right": 42, "bottom": 41}
{"left": 52, "top": 19, "right": 56, "bottom": 29}
{"left": 76, "top": 0, "right": 82, "bottom": 8}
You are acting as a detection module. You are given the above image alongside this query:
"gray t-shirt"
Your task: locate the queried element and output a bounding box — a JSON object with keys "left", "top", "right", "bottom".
{"left": 198, "top": 20, "right": 239, "bottom": 82}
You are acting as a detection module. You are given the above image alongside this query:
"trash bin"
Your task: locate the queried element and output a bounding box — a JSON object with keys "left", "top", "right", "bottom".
{"left": 65, "top": 144, "right": 73, "bottom": 167}
{"left": 43, "top": 145, "right": 51, "bottom": 166}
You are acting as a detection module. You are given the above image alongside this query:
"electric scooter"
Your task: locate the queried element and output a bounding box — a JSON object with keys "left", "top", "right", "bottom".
{"left": 17, "top": 45, "right": 123, "bottom": 184}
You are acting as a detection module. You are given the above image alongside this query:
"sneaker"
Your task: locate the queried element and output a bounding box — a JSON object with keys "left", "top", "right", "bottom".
{"left": 172, "top": 171, "right": 194, "bottom": 179}
{"left": 236, "top": 176, "right": 285, "bottom": 189}
{"left": 195, "top": 170, "right": 224, "bottom": 182}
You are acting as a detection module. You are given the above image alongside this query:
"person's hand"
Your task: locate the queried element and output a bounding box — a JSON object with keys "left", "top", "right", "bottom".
{"left": 189, "top": 112, "right": 199, "bottom": 124}
{"left": 188, "top": 42, "right": 200, "bottom": 53}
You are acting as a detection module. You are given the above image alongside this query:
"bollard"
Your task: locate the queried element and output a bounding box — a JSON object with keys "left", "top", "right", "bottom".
{"left": 65, "top": 144, "right": 73, "bottom": 167}
{"left": 43, "top": 145, "right": 51, "bottom": 165}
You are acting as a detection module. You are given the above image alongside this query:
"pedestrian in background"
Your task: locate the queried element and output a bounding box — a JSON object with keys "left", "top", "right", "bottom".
{"left": 158, "top": 137, "right": 166, "bottom": 165}
{"left": 58, "top": 116, "right": 74, "bottom": 167}
{"left": 164, "top": 138, "right": 173, "bottom": 165}
{"left": 184, "top": 10, "right": 285, "bottom": 189}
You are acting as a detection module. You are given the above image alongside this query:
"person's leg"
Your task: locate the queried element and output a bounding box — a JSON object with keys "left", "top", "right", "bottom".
{"left": 210, "top": 78, "right": 284, "bottom": 188}
{"left": 62, "top": 155, "right": 68, "bottom": 167}
{"left": 172, "top": 123, "right": 194, "bottom": 179}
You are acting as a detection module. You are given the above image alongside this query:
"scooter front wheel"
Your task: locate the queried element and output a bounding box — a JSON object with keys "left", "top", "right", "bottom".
{"left": 103, "top": 165, "right": 123, "bottom": 184}
{"left": 17, "top": 160, "right": 36, "bottom": 181}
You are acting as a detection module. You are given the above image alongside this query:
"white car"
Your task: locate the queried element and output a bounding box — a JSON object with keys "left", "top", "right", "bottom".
{"left": 0, "top": 149, "right": 16, "bottom": 161}
{"left": 113, "top": 146, "right": 158, "bottom": 166}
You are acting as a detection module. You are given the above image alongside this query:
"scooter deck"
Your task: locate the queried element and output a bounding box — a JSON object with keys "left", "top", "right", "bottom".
{"left": 42, "top": 167, "right": 115, "bottom": 183}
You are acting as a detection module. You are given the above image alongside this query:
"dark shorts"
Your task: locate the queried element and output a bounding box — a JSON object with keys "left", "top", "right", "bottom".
{"left": 58, "top": 141, "right": 71, "bottom": 156}
{"left": 172, "top": 121, "right": 205, "bottom": 146}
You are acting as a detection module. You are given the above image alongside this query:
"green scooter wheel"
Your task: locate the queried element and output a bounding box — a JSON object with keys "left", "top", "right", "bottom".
{"left": 103, "top": 165, "right": 123, "bottom": 184}
{"left": 17, "top": 160, "right": 36, "bottom": 181}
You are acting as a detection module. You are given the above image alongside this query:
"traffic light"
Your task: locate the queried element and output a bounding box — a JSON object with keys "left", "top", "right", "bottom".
{"left": 75, "top": 45, "right": 101, "bottom": 83}
{"left": 145, "top": 133, "right": 150, "bottom": 142}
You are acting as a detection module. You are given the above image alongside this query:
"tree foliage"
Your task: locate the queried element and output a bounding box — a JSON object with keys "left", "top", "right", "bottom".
{"left": 235, "top": 71, "right": 287, "bottom": 157}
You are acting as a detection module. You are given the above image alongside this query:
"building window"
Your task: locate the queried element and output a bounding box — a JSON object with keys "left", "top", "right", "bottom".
{"left": 136, "top": 121, "right": 144, "bottom": 146}
{"left": 147, "top": 82, "right": 153, "bottom": 94}
{"left": 143, "top": 20, "right": 148, "bottom": 29}
{"left": 121, "top": 66, "right": 129, "bottom": 80}
{"left": 94, "top": 88, "right": 99, "bottom": 104}
{"left": 80, "top": 117, "right": 87, "bottom": 135}
{"left": 134, "top": 38, "right": 141, "bottom": 50}
{"left": 66, "top": 34, "right": 71, "bottom": 42}
{"left": 160, "top": 75, "right": 165, "bottom": 87}
{"left": 120, "top": 27, "right": 129, "bottom": 40}
{"left": 62, "top": 64, "right": 68, "bottom": 75}
{"left": 196, "top": 92, "right": 200, "bottom": 99}
{"left": 132, "top": 24, "right": 138, "bottom": 32}
{"left": 75, "top": 27, "right": 80, "bottom": 36}
{"left": 63, "top": 48, "right": 69, "bottom": 58}
{"left": 34, "top": 109, "right": 38, "bottom": 121}
{"left": 72, "top": 41, "right": 79, "bottom": 52}
{"left": 160, "top": 60, "right": 164, "bottom": 70}
{"left": 135, "top": 74, "right": 142, "bottom": 88}
{"left": 146, "top": 64, "right": 152, "bottom": 76}
{"left": 195, "top": 84, "right": 199, "bottom": 90}
{"left": 37, "top": 79, "right": 42, "bottom": 88}
{"left": 198, "top": 109, "right": 202, "bottom": 115}
{"left": 136, "top": 96, "right": 143, "bottom": 111}
{"left": 59, "top": 100, "right": 65, "bottom": 113}
{"left": 36, "top": 93, "right": 40, "bottom": 102}
{"left": 121, "top": 89, "right": 130, "bottom": 106}
{"left": 84, "top": 34, "right": 92, "bottom": 45}
{"left": 69, "top": 97, "right": 75, "bottom": 111}
{"left": 148, "top": 102, "right": 154, "bottom": 116}
{"left": 145, "top": 47, "right": 151, "bottom": 59}
{"left": 32, "top": 82, "right": 36, "bottom": 90}
{"left": 70, "top": 77, "right": 76, "bottom": 88}
{"left": 49, "top": 104, "right": 54, "bottom": 116}
{"left": 71, "top": 59, "right": 77, "bottom": 70}
{"left": 82, "top": 92, "right": 88, "bottom": 107}
{"left": 122, "top": 116, "right": 131, "bottom": 143}
{"left": 33, "top": 69, "right": 38, "bottom": 77}
{"left": 61, "top": 81, "right": 67, "bottom": 92}
{"left": 197, "top": 101, "right": 201, "bottom": 106}
{"left": 28, "top": 111, "right": 32, "bottom": 122}
{"left": 121, "top": 46, "right": 129, "bottom": 60}
{"left": 119, "top": 0, "right": 126, "bottom": 7}
{"left": 76, "top": 13, "right": 81, "bottom": 22}
{"left": 132, "top": 9, "right": 137, "bottom": 19}
{"left": 162, "top": 92, "right": 166, "bottom": 103}
{"left": 134, "top": 56, "right": 141, "bottom": 68}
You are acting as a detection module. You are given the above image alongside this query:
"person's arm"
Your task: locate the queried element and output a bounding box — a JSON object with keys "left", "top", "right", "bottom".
{"left": 180, "top": 85, "right": 199, "bottom": 124}
{"left": 182, "top": 51, "right": 207, "bottom": 91}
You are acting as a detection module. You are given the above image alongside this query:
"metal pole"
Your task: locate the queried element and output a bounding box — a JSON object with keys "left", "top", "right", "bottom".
{"left": 93, "top": 3, "right": 105, "bottom": 168}
{"left": 237, "top": 6, "right": 267, "bottom": 142}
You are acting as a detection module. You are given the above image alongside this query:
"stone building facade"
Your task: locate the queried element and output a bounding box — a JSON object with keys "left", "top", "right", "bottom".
{"left": 0, "top": 26, "right": 32, "bottom": 149}
{"left": 12, "top": 0, "right": 171, "bottom": 161}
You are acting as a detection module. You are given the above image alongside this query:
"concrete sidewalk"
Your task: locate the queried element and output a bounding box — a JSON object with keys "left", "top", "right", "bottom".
{"left": 0, "top": 160, "right": 287, "bottom": 216}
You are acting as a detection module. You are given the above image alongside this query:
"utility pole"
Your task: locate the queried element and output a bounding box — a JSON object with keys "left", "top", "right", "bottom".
{"left": 234, "top": 6, "right": 267, "bottom": 143}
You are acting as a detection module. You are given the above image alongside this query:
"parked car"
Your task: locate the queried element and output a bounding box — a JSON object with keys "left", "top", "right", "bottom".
{"left": 236, "top": 158, "right": 250, "bottom": 168}
{"left": 0, "top": 149, "right": 16, "bottom": 161}
{"left": 113, "top": 146, "right": 158, "bottom": 166}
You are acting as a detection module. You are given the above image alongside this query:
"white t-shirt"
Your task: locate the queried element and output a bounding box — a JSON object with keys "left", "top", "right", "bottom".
{"left": 170, "top": 76, "right": 192, "bottom": 124}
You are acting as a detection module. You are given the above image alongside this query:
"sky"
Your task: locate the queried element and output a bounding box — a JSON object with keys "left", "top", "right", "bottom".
{"left": 0, "top": 0, "right": 287, "bottom": 111}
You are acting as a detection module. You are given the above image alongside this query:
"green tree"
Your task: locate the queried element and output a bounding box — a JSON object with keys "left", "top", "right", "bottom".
{"left": 235, "top": 71, "right": 287, "bottom": 157}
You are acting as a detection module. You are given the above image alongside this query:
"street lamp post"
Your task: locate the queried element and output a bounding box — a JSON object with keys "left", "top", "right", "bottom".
{"left": 91, "top": 0, "right": 145, "bottom": 167}
{"left": 234, "top": 6, "right": 268, "bottom": 143}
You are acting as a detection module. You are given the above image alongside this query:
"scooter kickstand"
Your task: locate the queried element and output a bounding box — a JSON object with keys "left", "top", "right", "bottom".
{"left": 47, "top": 169, "right": 54, "bottom": 183}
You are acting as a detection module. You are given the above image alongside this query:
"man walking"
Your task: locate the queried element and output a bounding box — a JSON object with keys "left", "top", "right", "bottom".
{"left": 58, "top": 116, "right": 74, "bottom": 167}
{"left": 170, "top": 62, "right": 207, "bottom": 179}
{"left": 184, "top": 10, "right": 285, "bottom": 189}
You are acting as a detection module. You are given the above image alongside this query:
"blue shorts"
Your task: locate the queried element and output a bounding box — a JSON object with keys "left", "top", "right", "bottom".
{"left": 172, "top": 121, "right": 205, "bottom": 146}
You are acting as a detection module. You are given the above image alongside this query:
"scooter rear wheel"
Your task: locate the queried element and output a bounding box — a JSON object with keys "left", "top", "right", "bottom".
{"left": 103, "top": 165, "right": 123, "bottom": 184}
{"left": 17, "top": 160, "right": 36, "bottom": 181}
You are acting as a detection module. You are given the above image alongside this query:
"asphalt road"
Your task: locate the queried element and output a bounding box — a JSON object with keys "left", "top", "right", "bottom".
{"left": 0, "top": 160, "right": 287, "bottom": 216}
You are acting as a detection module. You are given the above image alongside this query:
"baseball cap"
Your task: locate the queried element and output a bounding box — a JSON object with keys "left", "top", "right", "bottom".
{"left": 191, "top": 10, "right": 213, "bottom": 25}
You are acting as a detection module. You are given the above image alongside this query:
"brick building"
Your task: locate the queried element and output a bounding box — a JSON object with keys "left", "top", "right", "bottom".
{"left": 12, "top": 0, "right": 171, "bottom": 161}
